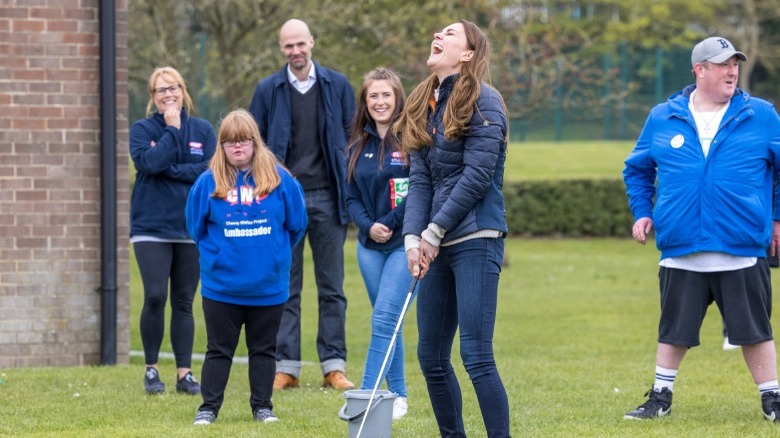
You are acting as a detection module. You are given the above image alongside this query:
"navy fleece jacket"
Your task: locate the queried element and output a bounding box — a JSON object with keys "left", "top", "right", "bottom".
{"left": 130, "top": 109, "right": 216, "bottom": 239}
{"left": 346, "top": 123, "right": 409, "bottom": 250}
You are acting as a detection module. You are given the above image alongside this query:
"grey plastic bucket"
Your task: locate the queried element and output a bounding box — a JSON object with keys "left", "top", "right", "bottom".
{"left": 338, "top": 389, "right": 397, "bottom": 438}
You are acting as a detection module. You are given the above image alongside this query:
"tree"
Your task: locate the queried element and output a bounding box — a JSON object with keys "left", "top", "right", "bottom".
{"left": 128, "top": 0, "right": 452, "bottom": 125}
{"left": 187, "top": 1, "right": 297, "bottom": 111}
{"left": 471, "top": 0, "right": 749, "bottom": 138}
{"left": 713, "top": 0, "right": 780, "bottom": 99}
{"left": 128, "top": 0, "right": 301, "bottom": 124}
{"left": 128, "top": 0, "right": 780, "bottom": 140}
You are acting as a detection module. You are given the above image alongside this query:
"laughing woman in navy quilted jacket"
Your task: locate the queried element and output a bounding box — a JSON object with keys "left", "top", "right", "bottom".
{"left": 130, "top": 67, "right": 216, "bottom": 396}
{"left": 394, "top": 20, "right": 510, "bottom": 437}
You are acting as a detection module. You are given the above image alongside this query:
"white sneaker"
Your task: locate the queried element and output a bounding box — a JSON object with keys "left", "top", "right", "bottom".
{"left": 723, "top": 337, "right": 739, "bottom": 351}
{"left": 392, "top": 396, "right": 408, "bottom": 420}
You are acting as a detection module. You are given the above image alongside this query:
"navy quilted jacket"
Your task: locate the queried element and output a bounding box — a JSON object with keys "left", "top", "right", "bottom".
{"left": 403, "top": 75, "right": 508, "bottom": 243}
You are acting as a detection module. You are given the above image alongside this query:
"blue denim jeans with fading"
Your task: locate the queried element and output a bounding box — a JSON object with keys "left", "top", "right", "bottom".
{"left": 356, "top": 242, "right": 415, "bottom": 397}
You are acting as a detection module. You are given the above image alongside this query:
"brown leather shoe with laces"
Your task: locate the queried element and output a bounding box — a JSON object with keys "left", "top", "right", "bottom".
{"left": 273, "top": 372, "right": 299, "bottom": 390}
{"left": 322, "top": 370, "right": 355, "bottom": 390}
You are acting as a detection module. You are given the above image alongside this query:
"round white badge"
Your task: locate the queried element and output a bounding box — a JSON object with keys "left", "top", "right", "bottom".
{"left": 670, "top": 134, "right": 684, "bottom": 149}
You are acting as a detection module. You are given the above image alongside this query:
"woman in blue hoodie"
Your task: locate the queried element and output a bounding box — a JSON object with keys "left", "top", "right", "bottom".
{"left": 186, "top": 109, "right": 307, "bottom": 426}
{"left": 346, "top": 68, "right": 414, "bottom": 419}
{"left": 130, "top": 66, "right": 216, "bottom": 395}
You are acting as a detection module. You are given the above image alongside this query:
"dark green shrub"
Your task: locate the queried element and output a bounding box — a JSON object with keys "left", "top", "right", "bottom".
{"left": 503, "top": 179, "right": 633, "bottom": 237}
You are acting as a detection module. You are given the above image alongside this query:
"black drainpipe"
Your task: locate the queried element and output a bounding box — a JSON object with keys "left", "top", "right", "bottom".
{"left": 99, "top": 0, "right": 117, "bottom": 365}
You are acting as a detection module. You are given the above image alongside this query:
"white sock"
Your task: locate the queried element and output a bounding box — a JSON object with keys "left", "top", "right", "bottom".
{"left": 653, "top": 366, "right": 677, "bottom": 392}
{"left": 758, "top": 380, "right": 780, "bottom": 395}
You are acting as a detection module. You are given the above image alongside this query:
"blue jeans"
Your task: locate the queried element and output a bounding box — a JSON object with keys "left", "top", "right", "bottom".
{"left": 276, "top": 189, "right": 348, "bottom": 377}
{"left": 417, "top": 238, "right": 510, "bottom": 438}
{"left": 357, "top": 243, "right": 415, "bottom": 397}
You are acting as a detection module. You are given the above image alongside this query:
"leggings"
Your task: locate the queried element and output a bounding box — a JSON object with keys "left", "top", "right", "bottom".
{"left": 135, "top": 241, "right": 199, "bottom": 368}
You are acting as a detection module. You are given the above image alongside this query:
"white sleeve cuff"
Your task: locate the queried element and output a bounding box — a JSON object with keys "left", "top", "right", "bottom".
{"left": 404, "top": 235, "right": 421, "bottom": 252}
{"left": 421, "top": 223, "right": 445, "bottom": 248}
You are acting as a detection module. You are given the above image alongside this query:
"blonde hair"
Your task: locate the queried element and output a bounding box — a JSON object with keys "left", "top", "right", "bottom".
{"left": 145, "top": 66, "right": 194, "bottom": 116}
{"left": 210, "top": 109, "right": 285, "bottom": 198}
{"left": 395, "top": 20, "right": 492, "bottom": 152}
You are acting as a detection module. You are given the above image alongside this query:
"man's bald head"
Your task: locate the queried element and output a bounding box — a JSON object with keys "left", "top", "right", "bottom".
{"left": 279, "top": 19, "right": 315, "bottom": 76}
{"left": 280, "top": 19, "right": 311, "bottom": 42}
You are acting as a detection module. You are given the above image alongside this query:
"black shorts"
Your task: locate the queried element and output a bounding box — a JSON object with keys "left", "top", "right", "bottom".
{"left": 658, "top": 258, "right": 773, "bottom": 347}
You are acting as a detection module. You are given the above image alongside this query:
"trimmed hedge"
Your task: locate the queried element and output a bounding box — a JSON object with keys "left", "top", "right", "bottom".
{"left": 134, "top": 172, "right": 636, "bottom": 237}
{"left": 504, "top": 179, "right": 633, "bottom": 237}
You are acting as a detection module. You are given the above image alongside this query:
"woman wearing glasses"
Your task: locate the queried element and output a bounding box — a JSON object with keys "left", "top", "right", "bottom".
{"left": 186, "top": 109, "right": 307, "bottom": 425}
{"left": 130, "top": 66, "right": 216, "bottom": 395}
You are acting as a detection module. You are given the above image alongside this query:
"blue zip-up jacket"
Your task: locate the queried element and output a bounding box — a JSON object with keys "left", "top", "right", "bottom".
{"left": 130, "top": 108, "right": 216, "bottom": 239}
{"left": 185, "top": 166, "right": 308, "bottom": 306}
{"left": 403, "top": 75, "right": 508, "bottom": 242}
{"left": 248, "top": 61, "right": 356, "bottom": 225}
{"left": 346, "top": 123, "right": 409, "bottom": 251}
{"left": 623, "top": 85, "right": 780, "bottom": 259}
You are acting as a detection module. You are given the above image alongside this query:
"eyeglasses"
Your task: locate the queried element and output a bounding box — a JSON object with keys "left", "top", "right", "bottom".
{"left": 222, "top": 138, "right": 253, "bottom": 148}
{"left": 153, "top": 84, "right": 181, "bottom": 96}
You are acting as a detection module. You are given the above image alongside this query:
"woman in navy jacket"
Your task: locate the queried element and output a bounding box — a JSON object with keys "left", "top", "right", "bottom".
{"left": 346, "top": 68, "right": 414, "bottom": 419}
{"left": 129, "top": 66, "right": 216, "bottom": 395}
{"left": 395, "top": 20, "right": 510, "bottom": 437}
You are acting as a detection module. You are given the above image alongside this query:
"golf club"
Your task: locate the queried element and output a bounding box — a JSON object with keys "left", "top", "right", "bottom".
{"left": 355, "top": 270, "right": 421, "bottom": 438}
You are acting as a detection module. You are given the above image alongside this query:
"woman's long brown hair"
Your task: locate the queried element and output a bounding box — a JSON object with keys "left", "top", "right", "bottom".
{"left": 394, "top": 20, "right": 492, "bottom": 153}
{"left": 347, "top": 68, "right": 407, "bottom": 182}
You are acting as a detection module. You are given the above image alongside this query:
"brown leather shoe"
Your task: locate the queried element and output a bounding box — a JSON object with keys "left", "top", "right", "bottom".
{"left": 322, "top": 370, "right": 355, "bottom": 390}
{"left": 273, "top": 372, "right": 299, "bottom": 390}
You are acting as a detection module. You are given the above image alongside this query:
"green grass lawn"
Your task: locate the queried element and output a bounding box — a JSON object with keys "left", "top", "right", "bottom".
{"left": 504, "top": 140, "right": 634, "bottom": 181}
{"left": 3, "top": 238, "right": 780, "bottom": 436}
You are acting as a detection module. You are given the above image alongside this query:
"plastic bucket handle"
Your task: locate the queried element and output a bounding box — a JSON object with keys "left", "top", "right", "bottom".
{"left": 338, "top": 393, "right": 388, "bottom": 423}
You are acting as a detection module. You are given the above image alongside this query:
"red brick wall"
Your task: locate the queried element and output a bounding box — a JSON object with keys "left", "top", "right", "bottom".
{"left": 0, "top": 1, "right": 130, "bottom": 367}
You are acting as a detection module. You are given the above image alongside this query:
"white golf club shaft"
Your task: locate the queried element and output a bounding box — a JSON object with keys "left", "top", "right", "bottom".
{"left": 356, "top": 273, "right": 419, "bottom": 438}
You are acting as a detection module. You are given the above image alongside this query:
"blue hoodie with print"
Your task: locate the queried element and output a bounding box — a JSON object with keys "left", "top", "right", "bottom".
{"left": 185, "top": 166, "right": 307, "bottom": 306}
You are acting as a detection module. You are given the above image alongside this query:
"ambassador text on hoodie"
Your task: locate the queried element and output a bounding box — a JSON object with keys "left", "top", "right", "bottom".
{"left": 185, "top": 166, "right": 307, "bottom": 306}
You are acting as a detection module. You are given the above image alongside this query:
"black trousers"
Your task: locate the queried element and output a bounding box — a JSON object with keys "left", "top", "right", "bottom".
{"left": 198, "top": 297, "right": 285, "bottom": 415}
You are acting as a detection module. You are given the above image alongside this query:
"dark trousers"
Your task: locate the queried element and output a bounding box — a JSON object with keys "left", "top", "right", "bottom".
{"left": 134, "top": 241, "right": 199, "bottom": 368}
{"left": 275, "top": 189, "right": 348, "bottom": 376}
{"left": 198, "top": 297, "right": 285, "bottom": 415}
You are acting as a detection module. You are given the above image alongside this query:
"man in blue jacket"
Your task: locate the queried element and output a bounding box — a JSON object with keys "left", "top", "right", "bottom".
{"left": 623, "top": 36, "right": 780, "bottom": 422}
{"left": 248, "top": 18, "right": 356, "bottom": 391}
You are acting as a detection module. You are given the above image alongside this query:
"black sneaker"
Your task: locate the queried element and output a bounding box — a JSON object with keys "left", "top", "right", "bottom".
{"left": 144, "top": 367, "right": 165, "bottom": 394}
{"left": 762, "top": 391, "right": 780, "bottom": 421}
{"left": 624, "top": 388, "right": 673, "bottom": 420}
{"left": 193, "top": 410, "right": 216, "bottom": 425}
{"left": 254, "top": 408, "right": 279, "bottom": 423}
{"left": 176, "top": 371, "right": 201, "bottom": 395}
